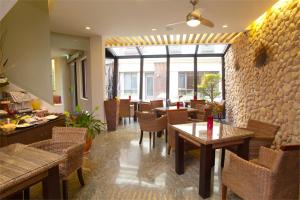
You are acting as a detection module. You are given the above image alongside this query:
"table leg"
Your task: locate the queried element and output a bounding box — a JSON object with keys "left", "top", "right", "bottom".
{"left": 199, "top": 144, "right": 213, "bottom": 198}
{"left": 42, "top": 165, "right": 61, "bottom": 200}
{"left": 133, "top": 103, "right": 137, "bottom": 122}
{"left": 175, "top": 131, "right": 184, "bottom": 175}
{"left": 237, "top": 138, "right": 250, "bottom": 160}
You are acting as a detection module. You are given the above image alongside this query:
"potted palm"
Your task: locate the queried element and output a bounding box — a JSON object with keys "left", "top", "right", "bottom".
{"left": 65, "top": 106, "right": 106, "bottom": 152}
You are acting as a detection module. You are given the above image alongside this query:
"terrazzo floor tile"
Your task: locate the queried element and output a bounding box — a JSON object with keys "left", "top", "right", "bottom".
{"left": 30, "top": 122, "right": 241, "bottom": 200}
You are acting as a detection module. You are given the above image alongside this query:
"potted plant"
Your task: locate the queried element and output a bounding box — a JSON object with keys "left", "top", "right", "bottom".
{"left": 198, "top": 73, "right": 221, "bottom": 102}
{"left": 65, "top": 105, "right": 106, "bottom": 152}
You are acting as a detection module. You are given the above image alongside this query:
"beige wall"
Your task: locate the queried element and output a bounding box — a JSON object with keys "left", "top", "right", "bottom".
{"left": 50, "top": 33, "right": 92, "bottom": 113}
{"left": 225, "top": 0, "right": 300, "bottom": 148}
{"left": 89, "top": 36, "right": 105, "bottom": 121}
{"left": 51, "top": 32, "right": 90, "bottom": 51}
{"left": 53, "top": 58, "right": 63, "bottom": 97}
{"left": 0, "top": 0, "right": 53, "bottom": 103}
{"left": 53, "top": 57, "right": 72, "bottom": 111}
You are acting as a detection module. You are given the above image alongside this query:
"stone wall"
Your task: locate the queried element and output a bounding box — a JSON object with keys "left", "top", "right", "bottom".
{"left": 225, "top": 0, "right": 300, "bottom": 148}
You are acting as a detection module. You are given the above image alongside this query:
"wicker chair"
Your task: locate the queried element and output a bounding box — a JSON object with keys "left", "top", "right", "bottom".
{"left": 139, "top": 102, "right": 152, "bottom": 112}
{"left": 167, "top": 109, "right": 200, "bottom": 155}
{"left": 195, "top": 104, "right": 213, "bottom": 121}
{"left": 119, "top": 99, "right": 135, "bottom": 123}
{"left": 29, "top": 127, "right": 87, "bottom": 200}
{"left": 137, "top": 111, "right": 167, "bottom": 148}
{"left": 150, "top": 100, "right": 164, "bottom": 109}
{"left": 190, "top": 99, "right": 206, "bottom": 108}
{"left": 222, "top": 145, "right": 300, "bottom": 200}
{"left": 215, "top": 100, "right": 225, "bottom": 119}
{"left": 221, "top": 119, "right": 280, "bottom": 166}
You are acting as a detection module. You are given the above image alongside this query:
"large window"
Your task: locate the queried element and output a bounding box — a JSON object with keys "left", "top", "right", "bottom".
{"left": 197, "top": 57, "right": 222, "bottom": 101}
{"left": 107, "top": 44, "right": 227, "bottom": 103}
{"left": 143, "top": 58, "right": 167, "bottom": 101}
{"left": 118, "top": 59, "right": 140, "bottom": 100}
{"left": 169, "top": 57, "right": 194, "bottom": 102}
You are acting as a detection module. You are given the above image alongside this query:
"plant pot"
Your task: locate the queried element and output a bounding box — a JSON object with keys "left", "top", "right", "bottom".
{"left": 84, "top": 137, "right": 93, "bottom": 152}
{"left": 104, "top": 99, "right": 119, "bottom": 131}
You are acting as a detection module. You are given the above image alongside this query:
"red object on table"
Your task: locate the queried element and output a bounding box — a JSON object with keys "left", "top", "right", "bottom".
{"left": 193, "top": 95, "right": 197, "bottom": 100}
{"left": 176, "top": 102, "right": 180, "bottom": 109}
{"left": 207, "top": 115, "right": 214, "bottom": 129}
{"left": 129, "top": 96, "right": 131, "bottom": 100}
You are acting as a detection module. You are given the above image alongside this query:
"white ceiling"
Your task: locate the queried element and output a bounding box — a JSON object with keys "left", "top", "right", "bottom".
{"left": 0, "top": 0, "right": 17, "bottom": 21}
{"left": 49, "top": 0, "right": 277, "bottom": 38}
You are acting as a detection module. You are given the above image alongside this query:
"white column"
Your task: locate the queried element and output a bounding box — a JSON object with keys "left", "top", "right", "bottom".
{"left": 89, "top": 36, "right": 105, "bottom": 120}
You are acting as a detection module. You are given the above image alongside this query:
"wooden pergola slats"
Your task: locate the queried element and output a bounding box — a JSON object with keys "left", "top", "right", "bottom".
{"left": 105, "top": 32, "right": 241, "bottom": 47}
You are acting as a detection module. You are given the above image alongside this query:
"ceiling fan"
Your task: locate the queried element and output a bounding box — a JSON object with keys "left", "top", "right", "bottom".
{"left": 166, "top": 0, "right": 214, "bottom": 29}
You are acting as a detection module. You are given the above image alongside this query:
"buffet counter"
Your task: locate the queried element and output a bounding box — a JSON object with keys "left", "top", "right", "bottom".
{"left": 0, "top": 115, "right": 65, "bottom": 147}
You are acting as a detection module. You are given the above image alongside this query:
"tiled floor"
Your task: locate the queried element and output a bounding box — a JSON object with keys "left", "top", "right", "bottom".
{"left": 31, "top": 122, "right": 240, "bottom": 200}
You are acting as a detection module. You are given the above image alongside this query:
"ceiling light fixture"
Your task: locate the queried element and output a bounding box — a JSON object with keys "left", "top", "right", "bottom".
{"left": 152, "top": 28, "right": 157, "bottom": 31}
{"left": 85, "top": 26, "right": 91, "bottom": 30}
{"left": 222, "top": 24, "right": 228, "bottom": 28}
{"left": 186, "top": 12, "right": 200, "bottom": 27}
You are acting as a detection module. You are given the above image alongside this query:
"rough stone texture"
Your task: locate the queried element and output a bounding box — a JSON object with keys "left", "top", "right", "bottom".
{"left": 225, "top": 0, "right": 300, "bottom": 149}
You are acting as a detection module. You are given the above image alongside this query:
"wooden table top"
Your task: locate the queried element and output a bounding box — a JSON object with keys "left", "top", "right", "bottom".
{"left": 154, "top": 106, "right": 198, "bottom": 113}
{"left": 0, "top": 143, "right": 64, "bottom": 192}
{"left": 172, "top": 122, "right": 254, "bottom": 145}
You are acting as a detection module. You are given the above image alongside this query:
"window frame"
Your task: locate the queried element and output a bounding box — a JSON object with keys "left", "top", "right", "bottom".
{"left": 109, "top": 44, "right": 230, "bottom": 104}
{"left": 81, "top": 58, "right": 88, "bottom": 99}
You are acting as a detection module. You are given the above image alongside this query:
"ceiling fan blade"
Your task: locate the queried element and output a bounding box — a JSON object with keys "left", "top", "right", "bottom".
{"left": 199, "top": 16, "right": 214, "bottom": 28}
{"left": 166, "top": 21, "right": 186, "bottom": 27}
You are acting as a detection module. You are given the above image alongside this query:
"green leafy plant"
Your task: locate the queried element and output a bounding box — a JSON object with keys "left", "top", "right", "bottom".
{"left": 65, "top": 105, "right": 106, "bottom": 139}
{"left": 198, "top": 73, "right": 221, "bottom": 102}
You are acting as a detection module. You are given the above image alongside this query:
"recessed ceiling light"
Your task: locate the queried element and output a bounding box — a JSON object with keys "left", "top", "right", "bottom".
{"left": 222, "top": 24, "right": 228, "bottom": 28}
{"left": 152, "top": 28, "right": 157, "bottom": 31}
{"left": 85, "top": 26, "right": 91, "bottom": 30}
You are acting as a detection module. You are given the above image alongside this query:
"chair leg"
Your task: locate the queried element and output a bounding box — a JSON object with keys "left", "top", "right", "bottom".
{"left": 167, "top": 145, "right": 171, "bottom": 155}
{"left": 149, "top": 132, "right": 152, "bottom": 142}
{"left": 153, "top": 132, "right": 156, "bottom": 148}
{"left": 77, "top": 168, "right": 85, "bottom": 186}
{"left": 62, "top": 180, "right": 68, "bottom": 200}
{"left": 165, "top": 129, "right": 168, "bottom": 143}
{"left": 221, "top": 148, "right": 225, "bottom": 168}
{"left": 139, "top": 130, "right": 143, "bottom": 144}
{"left": 24, "top": 187, "right": 30, "bottom": 200}
{"left": 222, "top": 184, "right": 227, "bottom": 200}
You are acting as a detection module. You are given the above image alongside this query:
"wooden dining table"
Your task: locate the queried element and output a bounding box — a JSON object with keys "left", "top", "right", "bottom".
{"left": 0, "top": 143, "right": 64, "bottom": 199}
{"left": 154, "top": 106, "right": 198, "bottom": 115}
{"left": 171, "top": 122, "right": 254, "bottom": 199}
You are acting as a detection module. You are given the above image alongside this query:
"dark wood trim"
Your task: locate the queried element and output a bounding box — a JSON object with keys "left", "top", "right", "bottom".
{"left": 224, "top": 44, "right": 231, "bottom": 55}
{"left": 73, "top": 62, "right": 78, "bottom": 106}
{"left": 136, "top": 46, "right": 142, "bottom": 57}
{"left": 166, "top": 52, "right": 170, "bottom": 101}
{"left": 112, "top": 58, "right": 118, "bottom": 98}
{"left": 222, "top": 56, "right": 226, "bottom": 119}
{"left": 139, "top": 57, "right": 144, "bottom": 100}
{"left": 116, "top": 53, "right": 224, "bottom": 59}
{"left": 194, "top": 56, "right": 198, "bottom": 96}
{"left": 195, "top": 45, "right": 199, "bottom": 55}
